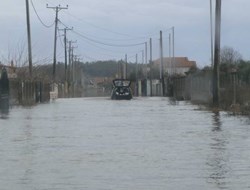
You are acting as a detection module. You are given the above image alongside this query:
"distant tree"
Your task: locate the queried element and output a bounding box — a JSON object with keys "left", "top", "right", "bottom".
{"left": 220, "top": 46, "right": 242, "bottom": 74}
{"left": 237, "top": 60, "right": 250, "bottom": 84}
{"left": 202, "top": 66, "right": 212, "bottom": 72}
{"left": 185, "top": 65, "right": 199, "bottom": 75}
{"left": 220, "top": 46, "right": 242, "bottom": 65}
{"left": 82, "top": 60, "right": 118, "bottom": 77}
{"left": 127, "top": 66, "right": 146, "bottom": 81}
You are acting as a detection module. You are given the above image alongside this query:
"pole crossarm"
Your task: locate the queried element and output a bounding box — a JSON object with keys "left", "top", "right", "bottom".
{"left": 46, "top": 4, "right": 68, "bottom": 11}
{"left": 58, "top": 27, "right": 73, "bottom": 33}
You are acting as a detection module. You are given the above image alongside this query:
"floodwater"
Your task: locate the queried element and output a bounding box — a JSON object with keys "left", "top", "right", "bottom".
{"left": 0, "top": 97, "right": 250, "bottom": 190}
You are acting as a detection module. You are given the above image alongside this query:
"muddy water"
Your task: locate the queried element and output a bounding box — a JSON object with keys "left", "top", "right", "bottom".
{"left": 1, "top": 97, "right": 250, "bottom": 190}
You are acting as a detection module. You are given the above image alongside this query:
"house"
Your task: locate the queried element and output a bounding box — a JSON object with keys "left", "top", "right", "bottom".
{"left": 0, "top": 61, "right": 17, "bottom": 79}
{"left": 153, "top": 57, "right": 197, "bottom": 76}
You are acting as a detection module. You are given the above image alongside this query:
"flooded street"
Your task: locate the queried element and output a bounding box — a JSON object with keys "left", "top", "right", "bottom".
{"left": 1, "top": 97, "right": 250, "bottom": 190}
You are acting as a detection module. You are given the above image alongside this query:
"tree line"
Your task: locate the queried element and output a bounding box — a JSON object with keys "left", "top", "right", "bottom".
{"left": 8, "top": 46, "right": 250, "bottom": 85}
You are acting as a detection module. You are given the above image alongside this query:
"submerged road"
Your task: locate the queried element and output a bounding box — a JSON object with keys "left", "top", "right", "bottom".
{"left": 0, "top": 97, "right": 250, "bottom": 190}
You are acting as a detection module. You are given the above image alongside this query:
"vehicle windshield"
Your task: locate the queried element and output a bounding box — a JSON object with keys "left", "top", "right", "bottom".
{"left": 113, "top": 80, "right": 131, "bottom": 87}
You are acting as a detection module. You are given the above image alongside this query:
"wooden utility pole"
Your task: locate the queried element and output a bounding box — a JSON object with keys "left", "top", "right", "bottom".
{"left": 59, "top": 27, "right": 72, "bottom": 81}
{"left": 68, "top": 41, "right": 77, "bottom": 73}
{"left": 160, "top": 30, "right": 165, "bottom": 96}
{"left": 67, "top": 40, "right": 77, "bottom": 97}
{"left": 172, "top": 26, "right": 175, "bottom": 74}
{"left": 142, "top": 50, "right": 144, "bottom": 64}
{"left": 71, "top": 45, "right": 78, "bottom": 84}
{"left": 68, "top": 40, "right": 72, "bottom": 83}
{"left": 210, "top": 0, "right": 214, "bottom": 67}
{"left": 169, "top": 33, "right": 172, "bottom": 75}
{"left": 145, "top": 42, "right": 148, "bottom": 79}
{"left": 149, "top": 38, "right": 153, "bottom": 96}
{"left": 124, "top": 54, "right": 127, "bottom": 79}
{"left": 213, "top": 0, "right": 222, "bottom": 107}
{"left": 120, "top": 60, "right": 123, "bottom": 79}
{"left": 135, "top": 54, "right": 138, "bottom": 96}
{"left": 25, "top": 0, "right": 33, "bottom": 78}
{"left": 47, "top": 4, "right": 68, "bottom": 81}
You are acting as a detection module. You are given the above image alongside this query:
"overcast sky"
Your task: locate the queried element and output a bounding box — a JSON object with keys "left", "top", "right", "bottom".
{"left": 0, "top": 0, "right": 250, "bottom": 67}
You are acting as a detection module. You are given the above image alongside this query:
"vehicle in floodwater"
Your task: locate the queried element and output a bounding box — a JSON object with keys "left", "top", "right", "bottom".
{"left": 111, "top": 79, "right": 132, "bottom": 100}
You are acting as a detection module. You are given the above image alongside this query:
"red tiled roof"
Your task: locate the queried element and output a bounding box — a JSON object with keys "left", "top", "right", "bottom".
{"left": 154, "top": 57, "right": 196, "bottom": 68}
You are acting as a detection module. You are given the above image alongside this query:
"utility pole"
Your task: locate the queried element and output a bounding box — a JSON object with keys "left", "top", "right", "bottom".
{"left": 73, "top": 55, "right": 79, "bottom": 97}
{"left": 213, "top": 0, "right": 222, "bottom": 107}
{"left": 59, "top": 27, "right": 72, "bottom": 82}
{"left": 172, "top": 26, "right": 175, "bottom": 74}
{"left": 119, "top": 59, "right": 124, "bottom": 79}
{"left": 71, "top": 45, "right": 77, "bottom": 82}
{"left": 135, "top": 54, "right": 138, "bottom": 96}
{"left": 68, "top": 40, "right": 72, "bottom": 84}
{"left": 149, "top": 38, "right": 153, "bottom": 96}
{"left": 67, "top": 40, "right": 77, "bottom": 97}
{"left": 124, "top": 54, "right": 127, "bottom": 79}
{"left": 160, "top": 30, "right": 165, "bottom": 96}
{"left": 145, "top": 42, "right": 148, "bottom": 79}
{"left": 47, "top": 4, "right": 68, "bottom": 81}
{"left": 210, "top": 0, "right": 214, "bottom": 67}
{"left": 142, "top": 50, "right": 144, "bottom": 64}
{"left": 68, "top": 41, "right": 77, "bottom": 80}
{"left": 25, "top": 0, "right": 32, "bottom": 78}
{"left": 71, "top": 45, "right": 78, "bottom": 97}
{"left": 169, "top": 33, "right": 172, "bottom": 75}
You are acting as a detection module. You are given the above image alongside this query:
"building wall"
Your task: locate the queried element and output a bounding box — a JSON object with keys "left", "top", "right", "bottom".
{"left": 165, "top": 67, "right": 191, "bottom": 75}
{"left": 172, "top": 72, "right": 213, "bottom": 104}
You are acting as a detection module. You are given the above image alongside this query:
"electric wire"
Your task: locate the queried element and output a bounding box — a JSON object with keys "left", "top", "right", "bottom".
{"left": 63, "top": 11, "right": 136, "bottom": 38}
{"left": 75, "top": 35, "right": 128, "bottom": 55}
{"left": 58, "top": 21, "right": 146, "bottom": 61}
{"left": 57, "top": 28, "right": 65, "bottom": 49}
{"left": 59, "top": 21, "right": 145, "bottom": 47}
{"left": 30, "top": 0, "right": 55, "bottom": 28}
{"left": 72, "top": 30, "right": 145, "bottom": 47}
{"left": 62, "top": 10, "right": 173, "bottom": 41}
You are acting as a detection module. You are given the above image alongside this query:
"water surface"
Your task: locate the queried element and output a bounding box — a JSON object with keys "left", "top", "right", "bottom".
{"left": 1, "top": 97, "right": 250, "bottom": 190}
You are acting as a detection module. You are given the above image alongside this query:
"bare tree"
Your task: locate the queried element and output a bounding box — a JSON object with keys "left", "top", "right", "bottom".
{"left": 220, "top": 46, "right": 242, "bottom": 65}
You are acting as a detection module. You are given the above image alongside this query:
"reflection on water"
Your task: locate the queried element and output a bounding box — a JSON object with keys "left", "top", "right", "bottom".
{"left": 207, "top": 111, "right": 230, "bottom": 189}
{"left": 1, "top": 98, "right": 250, "bottom": 190}
{"left": 0, "top": 108, "right": 9, "bottom": 119}
{"left": 212, "top": 111, "right": 222, "bottom": 130}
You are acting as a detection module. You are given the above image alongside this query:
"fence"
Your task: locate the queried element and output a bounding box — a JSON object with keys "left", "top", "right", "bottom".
{"left": 172, "top": 72, "right": 213, "bottom": 104}
{"left": 171, "top": 71, "right": 250, "bottom": 108}
{"left": 9, "top": 79, "right": 50, "bottom": 106}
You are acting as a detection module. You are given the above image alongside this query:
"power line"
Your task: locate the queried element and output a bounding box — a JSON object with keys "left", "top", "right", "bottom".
{"left": 62, "top": 11, "right": 166, "bottom": 41}
{"left": 65, "top": 29, "right": 143, "bottom": 60}
{"left": 30, "top": 0, "right": 54, "bottom": 28}
{"left": 63, "top": 11, "right": 136, "bottom": 38}
{"left": 57, "top": 28, "right": 65, "bottom": 48}
{"left": 71, "top": 29, "right": 145, "bottom": 47}
{"left": 70, "top": 34, "right": 129, "bottom": 55}
{"left": 59, "top": 21, "right": 145, "bottom": 53}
